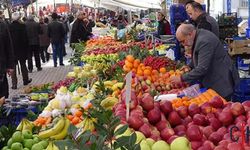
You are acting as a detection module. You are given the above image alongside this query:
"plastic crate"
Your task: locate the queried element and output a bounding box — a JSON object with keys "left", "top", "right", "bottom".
{"left": 232, "top": 93, "right": 250, "bottom": 103}
{"left": 234, "top": 79, "right": 250, "bottom": 94}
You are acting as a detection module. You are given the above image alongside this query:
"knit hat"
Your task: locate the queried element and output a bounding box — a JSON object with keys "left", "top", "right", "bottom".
{"left": 12, "top": 12, "right": 20, "bottom": 21}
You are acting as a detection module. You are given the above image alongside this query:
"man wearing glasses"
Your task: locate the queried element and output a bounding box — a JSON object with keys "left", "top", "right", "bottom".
{"left": 170, "top": 23, "right": 239, "bottom": 100}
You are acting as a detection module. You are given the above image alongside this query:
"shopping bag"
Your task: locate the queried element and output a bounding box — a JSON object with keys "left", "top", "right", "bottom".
{"left": 47, "top": 44, "right": 53, "bottom": 54}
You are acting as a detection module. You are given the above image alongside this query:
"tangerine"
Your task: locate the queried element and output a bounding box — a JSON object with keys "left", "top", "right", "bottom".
{"left": 144, "top": 69, "right": 151, "bottom": 76}
{"left": 126, "top": 55, "right": 135, "bottom": 63}
{"left": 160, "top": 67, "right": 167, "bottom": 73}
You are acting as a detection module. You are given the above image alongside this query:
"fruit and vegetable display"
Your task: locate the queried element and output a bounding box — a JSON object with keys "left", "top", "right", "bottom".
{"left": 1, "top": 34, "right": 250, "bottom": 150}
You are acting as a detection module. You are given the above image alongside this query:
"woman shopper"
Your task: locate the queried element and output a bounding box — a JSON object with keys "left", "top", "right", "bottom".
{"left": 39, "top": 17, "right": 50, "bottom": 63}
{"left": 9, "top": 12, "right": 32, "bottom": 89}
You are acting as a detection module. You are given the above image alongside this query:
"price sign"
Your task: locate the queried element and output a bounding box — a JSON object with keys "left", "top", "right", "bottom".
{"left": 125, "top": 71, "right": 132, "bottom": 121}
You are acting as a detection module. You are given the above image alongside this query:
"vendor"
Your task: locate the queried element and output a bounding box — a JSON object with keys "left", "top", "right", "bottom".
{"left": 132, "top": 14, "right": 142, "bottom": 28}
{"left": 157, "top": 11, "right": 171, "bottom": 37}
{"left": 185, "top": 0, "right": 219, "bottom": 37}
{"left": 170, "top": 24, "right": 239, "bottom": 100}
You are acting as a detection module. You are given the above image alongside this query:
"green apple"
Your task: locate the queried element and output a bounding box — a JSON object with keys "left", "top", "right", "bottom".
{"left": 146, "top": 138, "right": 155, "bottom": 147}
{"left": 7, "top": 138, "right": 13, "bottom": 148}
{"left": 135, "top": 131, "right": 146, "bottom": 144}
{"left": 33, "top": 137, "right": 40, "bottom": 143}
{"left": 115, "top": 125, "right": 132, "bottom": 138}
{"left": 170, "top": 137, "right": 191, "bottom": 150}
{"left": 2, "top": 146, "right": 8, "bottom": 150}
{"left": 152, "top": 140, "right": 170, "bottom": 150}
{"left": 140, "top": 140, "right": 151, "bottom": 150}
{"left": 12, "top": 131, "right": 23, "bottom": 143}
{"left": 32, "top": 134, "right": 38, "bottom": 138}
{"left": 23, "top": 130, "right": 33, "bottom": 139}
{"left": 23, "top": 148, "right": 29, "bottom": 150}
{"left": 23, "top": 139, "right": 34, "bottom": 149}
{"left": 39, "top": 140, "right": 49, "bottom": 149}
{"left": 11, "top": 142, "right": 23, "bottom": 150}
{"left": 31, "top": 143, "right": 43, "bottom": 150}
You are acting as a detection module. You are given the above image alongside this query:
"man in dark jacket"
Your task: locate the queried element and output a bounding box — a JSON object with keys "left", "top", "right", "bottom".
{"left": 70, "top": 11, "right": 91, "bottom": 45}
{"left": 170, "top": 24, "right": 239, "bottom": 100}
{"left": 26, "top": 15, "right": 43, "bottom": 72}
{"left": 39, "top": 17, "right": 50, "bottom": 63}
{"left": 0, "top": 10, "right": 15, "bottom": 98}
{"left": 157, "top": 11, "right": 171, "bottom": 37}
{"left": 48, "top": 12, "right": 65, "bottom": 67}
{"left": 9, "top": 12, "right": 32, "bottom": 89}
{"left": 185, "top": 1, "right": 219, "bottom": 37}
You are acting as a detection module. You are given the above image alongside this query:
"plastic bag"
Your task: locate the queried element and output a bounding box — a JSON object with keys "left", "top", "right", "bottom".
{"left": 165, "top": 48, "right": 175, "bottom": 60}
{"left": 117, "top": 29, "right": 126, "bottom": 39}
{"left": 47, "top": 44, "right": 53, "bottom": 54}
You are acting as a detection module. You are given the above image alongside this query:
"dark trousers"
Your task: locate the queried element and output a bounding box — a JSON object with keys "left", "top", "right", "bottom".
{"left": 0, "top": 74, "right": 9, "bottom": 98}
{"left": 40, "top": 46, "right": 50, "bottom": 62}
{"left": 28, "top": 45, "right": 41, "bottom": 71}
{"left": 11, "top": 59, "right": 29, "bottom": 86}
{"left": 52, "top": 42, "right": 63, "bottom": 66}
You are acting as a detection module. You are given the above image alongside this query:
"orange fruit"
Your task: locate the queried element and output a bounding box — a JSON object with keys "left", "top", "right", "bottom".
{"left": 133, "top": 61, "right": 140, "bottom": 68}
{"left": 75, "top": 110, "right": 83, "bottom": 117}
{"left": 123, "top": 65, "right": 131, "bottom": 72}
{"left": 71, "top": 117, "right": 80, "bottom": 125}
{"left": 134, "top": 59, "right": 140, "bottom": 64}
{"left": 160, "top": 67, "right": 167, "bottom": 73}
{"left": 125, "top": 60, "right": 133, "bottom": 68}
{"left": 152, "top": 70, "right": 159, "bottom": 75}
{"left": 126, "top": 55, "right": 135, "bottom": 63}
{"left": 67, "top": 115, "right": 74, "bottom": 121}
{"left": 144, "top": 69, "right": 151, "bottom": 76}
{"left": 137, "top": 69, "right": 144, "bottom": 76}
{"left": 169, "top": 70, "right": 175, "bottom": 75}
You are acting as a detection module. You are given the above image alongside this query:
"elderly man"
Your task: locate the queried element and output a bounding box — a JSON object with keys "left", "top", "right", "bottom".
{"left": 185, "top": 1, "right": 219, "bottom": 37}
{"left": 170, "top": 24, "right": 239, "bottom": 100}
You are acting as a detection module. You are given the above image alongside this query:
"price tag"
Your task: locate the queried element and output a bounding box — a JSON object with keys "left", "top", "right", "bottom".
{"left": 125, "top": 71, "right": 132, "bottom": 121}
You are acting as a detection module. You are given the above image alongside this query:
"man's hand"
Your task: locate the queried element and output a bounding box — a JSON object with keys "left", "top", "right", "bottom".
{"left": 7, "top": 69, "right": 14, "bottom": 76}
{"left": 170, "top": 76, "right": 182, "bottom": 84}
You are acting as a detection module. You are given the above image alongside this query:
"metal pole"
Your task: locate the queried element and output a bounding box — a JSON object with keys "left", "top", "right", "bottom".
{"left": 54, "top": 0, "right": 56, "bottom": 11}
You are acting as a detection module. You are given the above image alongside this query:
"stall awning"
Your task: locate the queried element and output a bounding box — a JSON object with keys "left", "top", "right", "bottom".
{"left": 12, "top": 0, "right": 37, "bottom": 6}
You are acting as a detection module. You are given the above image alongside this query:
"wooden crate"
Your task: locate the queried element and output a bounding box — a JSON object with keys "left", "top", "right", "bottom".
{"left": 226, "top": 39, "right": 250, "bottom": 55}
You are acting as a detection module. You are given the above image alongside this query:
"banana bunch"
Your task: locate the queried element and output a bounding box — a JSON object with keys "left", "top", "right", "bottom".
{"left": 50, "top": 119, "right": 70, "bottom": 140}
{"left": 46, "top": 141, "right": 59, "bottom": 150}
{"left": 111, "top": 82, "right": 124, "bottom": 91}
{"left": 38, "top": 117, "right": 65, "bottom": 139}
{"left": 16, "top": 119, "right": 34, "bottom": 132}
{"left": 76, "top": 117, "right": 96, "bottom": 132}
{"left": 100, "top": 96, "right": 118, "bottom": 110}
{"left": 104, "top": 80, "right": 117, "bottom": 89}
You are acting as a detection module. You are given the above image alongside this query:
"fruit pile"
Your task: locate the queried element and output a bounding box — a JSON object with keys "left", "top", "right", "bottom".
{"left": 143, "top": 56, "right": 176, "bottom": 71}
{"left": 2, "top": 129, "right": 50, "bottom": 150}
{"left": 52, "top": 78, "right": 75, "bottom": 92}
{"left": 171, "top": 89, "right": 225, "bottom": 108}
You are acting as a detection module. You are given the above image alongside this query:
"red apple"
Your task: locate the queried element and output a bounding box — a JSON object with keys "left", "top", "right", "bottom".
{"left": 209, "top": 96, "right": 224, "bottom": 108}
{"left": 235, "top": 115, "right": 247, "bottom": 124}
{"left": 242, "top": 101, "right": 250, "bottom": 111}
{"left": 188, "top": 103, "right": 201, "bottom": 117}
{"left": 147, "top": 108, "right": 161, "bottom": 124}
{"left": 154, "top": 102, "right": 160, "bottom": 109}
{"left": 191, "top": 141, "right": 203, "bottom": 150}
{"left": 218, "top": 111, "right": 233, "bottom": 126}
{"left": 167, "top": 135, "right": 179, "bottom": 144}
{"left": 206, "top": 112, "right": 216, "bottom": 119}
{"left": 200, "top": 102, "right": 213, "bottom": 114}
{"left": 149, "top": 134, "right": 161, "bottom": 141}
{"left": 177, "top": 106, "right": 189, "bottom": 118}
{"left": 245, "top": 146, "right": 250, "bottom": 150}
{"left": 186, "top": 125, "right": 203, "bottom": 141}
{"left": 219, "top": 140, "right": 230, "bottom": 147}
{"left": 160, "top": 100, "right": 173, "bottom": 115}
{"left": 203, "top": 140, "right": 215, "bottom": 150}
{"left": 182, "top": 116, "right": 192, "bottom": 127}
{"left": 214, "top": 108, "right": 223, "bottom": 118}
{"left": 208, "top": 132, "right": 223, "bottom": 145}
{"left": 167, "top": 111, "right": 182, "bottom": 127}
{"left": 227, "top": 142, "right": 244, "bottom": 150}
{"left": 231, "top": 102, "right": 245, "bottom": 117}
{"left": 156, "top": 120, "right": 170, "bottom": 131}
{"left": 209, "top": 118, "right": 222, "bottom": 130}
{"left": 139, "top": 123, "right": 152, "bottom": 137}
{"left": 160, "top": 128, "right": 175, "bottom": 142}
{"left": 202, "top": 126, "right": 214, "bottom": 138}
{"left": 217, "top": 127, "right": 228, "bottom": 135}
{"left": 197, "top": 146, "right": 207, "bottom": 150}
{"left": 193, "top": 114, "right": 208, "bottom": 126}
{"left": 130, "top": 107, "right": 144, "bottom": 118}
{"left": 128, "top": 115, "right": 144, "bottom": 130}
{"left": 174, "top": 125, "right": 186, "bottom": 133}
{"left": 140, "top": 93, "right": 154, "bottom": 111}
{"left": 214, "top": 145, "right": 227, "bottom": 150}
{"left": 223, "top": 133, "right": 231, "bottom": 140}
